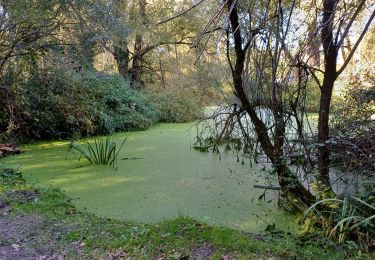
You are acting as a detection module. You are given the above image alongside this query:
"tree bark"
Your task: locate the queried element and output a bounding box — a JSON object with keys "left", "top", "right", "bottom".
{"left": 317, "top": 0, "right": 338, "bottom": 190}
{"left": 226, "top": 0, "right": 313, "bottom": 206}
{"left": 130, "top": 0, "right": 146, "bottom": 86}
{"left": 80, "top": 32, "right": 96, "bottom": 71}
{"left": 113, "top": 40, "right": 130, "bottom": 78}
{"left": 131, "top": 34, "right": 143, "bottom": 83}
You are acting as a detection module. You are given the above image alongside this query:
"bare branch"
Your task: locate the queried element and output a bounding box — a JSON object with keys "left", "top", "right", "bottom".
{"left": 155, "top": 0, "right": 206, "bottom": 26}
{"left": 335, "top": 0, "right": 366, "bottom": 48}
{"left": 337, "top": 8, "right": 375, "bottom": 77}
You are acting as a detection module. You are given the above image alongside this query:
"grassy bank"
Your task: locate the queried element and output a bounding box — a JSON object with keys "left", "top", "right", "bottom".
{"left": 0, "top": 164, "right": 367, "bottom": 259}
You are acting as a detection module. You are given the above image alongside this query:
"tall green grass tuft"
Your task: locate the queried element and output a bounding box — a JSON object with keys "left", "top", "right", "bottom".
{"left": 301, "top": 195, "right": 375, "bottom": 252}
{"left": 68, "top": 137, "right": 127, "bottom": 170}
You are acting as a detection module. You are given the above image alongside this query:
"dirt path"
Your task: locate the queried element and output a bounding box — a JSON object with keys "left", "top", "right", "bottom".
{"left": 0, "top": 191, "right": 77, "bottom": 260}
{"left": 0, "top": 193, "right": 216, "bottom": 260}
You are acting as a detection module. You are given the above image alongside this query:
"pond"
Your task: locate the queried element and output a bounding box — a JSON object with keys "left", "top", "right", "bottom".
{"left": 3, "top": 123, "right": 297, "bottom": 232}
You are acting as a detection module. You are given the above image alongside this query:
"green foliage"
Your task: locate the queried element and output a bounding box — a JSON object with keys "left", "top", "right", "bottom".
{"left": 68, "top": 137, "right": 127, "bottom": 169}
{"left": 0, "top": 71, "right": 150, "bottom": 139}
{"left": 305, "top": 80, "right": 321, "bottom": 112}
{"left": 332, "top": 73, "right": 375, "bottom": 131}
{"left": 301, "top": 195, "right": 375, "bottom": 252}
{"left": 0, "top": 69, "right": 204, "bottom": 141}
{"left": 0, "top": 163, "right": 24, "bottom": 186}
{"left": 152, "top": 90, "right": 203, "bottom": 123}
{"left": 0, "top": 0, "right": 207, "bottom": 142}
{"left": 330, "top": 72, "right": 375, "bottom": 172}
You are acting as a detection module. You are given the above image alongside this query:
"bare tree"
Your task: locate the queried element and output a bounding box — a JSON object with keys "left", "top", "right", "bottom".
{"left": 317, "top": 0, "right": 375, "bottom": 191}
{"left": 195, "top": 0, "right": 374, "bottom": 208}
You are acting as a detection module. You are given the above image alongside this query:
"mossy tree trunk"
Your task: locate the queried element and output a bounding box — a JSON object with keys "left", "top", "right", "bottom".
{"left": 114, "top": 40, "right": 130, "bottom": 78}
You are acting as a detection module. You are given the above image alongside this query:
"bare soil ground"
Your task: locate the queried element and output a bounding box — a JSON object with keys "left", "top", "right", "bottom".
{"left": 0, "top": 191, "right": 75, "bottom": 260}
{"left": 0, "top": 192, "right": 216, "bottom": 260}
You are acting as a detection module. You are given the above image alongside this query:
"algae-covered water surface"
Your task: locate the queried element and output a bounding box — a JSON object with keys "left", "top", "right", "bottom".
{"left": 4, "top": 123, "right": 297, "bottom": 232}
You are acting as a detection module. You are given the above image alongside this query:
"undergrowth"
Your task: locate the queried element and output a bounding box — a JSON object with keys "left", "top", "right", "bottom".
{"left": 0, "top": 71, "right": 204, "bottom": 142}
{"left": 301, "top": 195, "right": 375, "bottom": 253}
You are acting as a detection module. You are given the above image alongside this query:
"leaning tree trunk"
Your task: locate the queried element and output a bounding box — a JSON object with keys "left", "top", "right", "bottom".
{"left": 226, "top": 0, "right": 314, "bottom": 207}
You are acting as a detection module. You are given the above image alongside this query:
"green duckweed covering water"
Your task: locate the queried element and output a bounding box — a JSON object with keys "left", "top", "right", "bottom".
{"left": 3, "top": 123, "right": 297, "bottom": 232}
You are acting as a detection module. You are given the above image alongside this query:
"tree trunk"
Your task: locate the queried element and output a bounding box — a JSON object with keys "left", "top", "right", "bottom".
{"left": 317, "top": 76, "right": 335, "bottom": 188}
{"left": 226, "top": 0, "right": 314, "bottom": 207}
{"left": 131, "top": 34, "right": 143, "bottom": 83}
{"left": 113, "top": 40, "right": 130, "bottom": 78}
{"left": 81, "top": 33, "right": 96, "bottom": 71}
{"left": 130, "top": 0, "right": 146, "bottom": 87}
{"left": 276, "top": 162, "right": 315, "bottom": 210}
{"left": 317, "top": 0, "right": 337, "bottom": 191}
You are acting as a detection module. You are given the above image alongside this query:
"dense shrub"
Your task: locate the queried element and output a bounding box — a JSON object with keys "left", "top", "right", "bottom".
{"left": 332, "top": 75, "right": 375, "bottom": 130}
{"left": 1, "top": 71, "right": 152, "bottom": 139}
{"left": 0, "top": 163, "right": 24, "bottom": 186}
{"left": 0, "top": 70, "right": 203, "bottom": 140}
{"left": 152, "top": 90, "right": 203, "bottom": 123}
{"left": 9, "top": 71, "right": 160, "bottom": 138}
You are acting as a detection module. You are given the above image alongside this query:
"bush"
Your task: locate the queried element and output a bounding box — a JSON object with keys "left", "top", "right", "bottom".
{"left": 151, "top": 90, "right": 203, "bottom": 123}
{"left": 0, "top": 71, "right": 161, "bottom": 139}
{"left": 0, "top": 163, "right": 24, "bottom": 186}
{"left": 332, "top": 75, "right": 375, "bottom": 130}
{"left": 0, "top": 70, "right": 204, "bottom": 141}
{"left": 301, "top": 194, "right": 375, "bottom": 252}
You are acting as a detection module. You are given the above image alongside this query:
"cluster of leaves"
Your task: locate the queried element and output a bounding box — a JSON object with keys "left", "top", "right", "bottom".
{"left": 332, "top": 73, "right": 375, "bottom": 130}
{"left": 152, "top": 90, "right": 203, "bottom": 123}
{"left": 301, "top": 192, "right": 375, "bottom": 253}
{"left": 0, "top": 70, "right": 203, "bottom": 141}
{"left": 0, "top": 71, "right": 155, "bottom": 139}
{"left": 68, "top": 137, "right": 127, "bottom": 170}
{"left": 0, "top": 163, "right": 24, "bottom": 186}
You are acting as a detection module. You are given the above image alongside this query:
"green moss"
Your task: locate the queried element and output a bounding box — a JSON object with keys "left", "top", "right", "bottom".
{"left": 3, "top": 123, "right": 296, "bottom": 233}
{"left": 1, "top": 167, "right": 367, "bottom": 258}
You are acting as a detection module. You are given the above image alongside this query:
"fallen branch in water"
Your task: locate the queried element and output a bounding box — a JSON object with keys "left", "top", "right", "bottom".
{"left": 253, "top": 185, "right": 281, "bottom": 191}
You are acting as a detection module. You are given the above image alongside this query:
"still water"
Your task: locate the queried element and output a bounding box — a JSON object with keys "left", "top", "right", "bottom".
{"left": 3, "top": 123, "right": 297, "bottom": 232}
